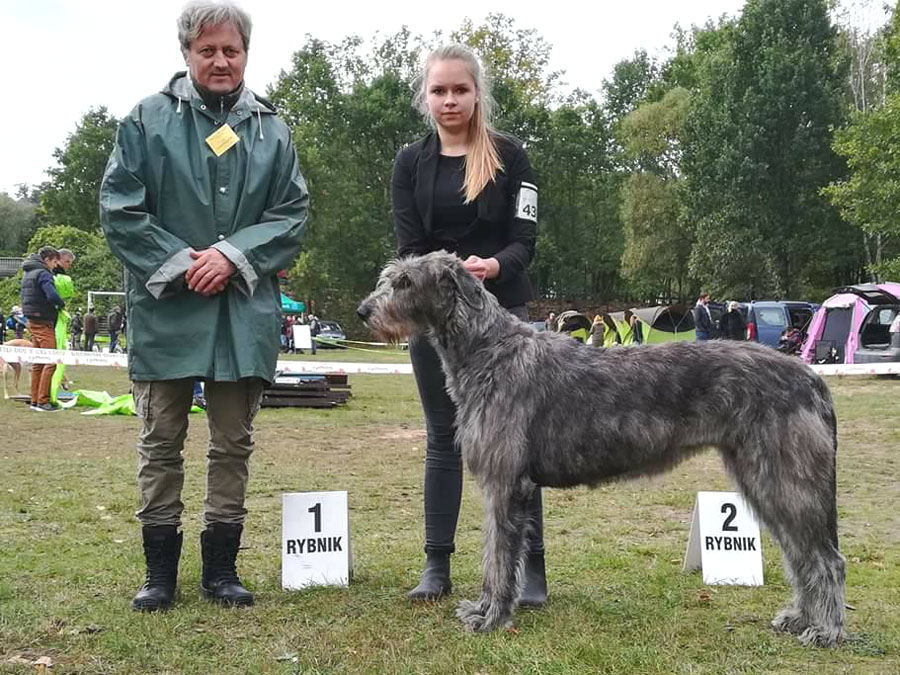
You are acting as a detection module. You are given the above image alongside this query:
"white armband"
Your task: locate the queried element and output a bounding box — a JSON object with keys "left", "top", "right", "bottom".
{"left": 515, "top": 182, "right": 538, "bottom": 223}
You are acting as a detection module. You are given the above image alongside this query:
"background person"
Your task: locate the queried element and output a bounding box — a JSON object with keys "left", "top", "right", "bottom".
{"left": 100, "top": 0, "right": 308, "bottom": 612}
{"left": 544, "top": 311, "right": 556, "bottom": 332}
{"left": 693, "top": 292, "right": 714, "bottom": 341}
{"left": 71, "top": 310, "right": 84, "bottom": 350}
{"left": 11, "top": 306, "right": 26, "bottom": 339}
{"left": 308, "top": 314, "right": 319, "bottom": 354}
{"left": 19, "top": 246, "right": 65, "bottom": 411}
{"left": 589, "top": 314, "right": 606, "bottom": 347}
{"left": 50, "top": 272, "right": 76, "bottom": 404}
{"left": 629, "top": 313, "right": 643, "bottom": 344}
{"left": 56, "top": 248, "right": 76, "bottom": 273}
{"left": 83, "top": 307, "right": 98, "bottom": 352}
{"left": 107, "top": 305, "right": 123, "bottom": 353}
{"left": 392, "top": 44, "right": 547, "bottom": 605}
{"left": 721, "top": 301, "right": 746, "bottom": 341}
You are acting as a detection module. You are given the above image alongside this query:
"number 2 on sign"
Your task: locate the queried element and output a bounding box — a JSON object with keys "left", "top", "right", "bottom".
{"left": 721, "top": 503, "right": 738, "bottom": 531}
{"left": 308, "top": 503, "right": 322, "bottom": 532}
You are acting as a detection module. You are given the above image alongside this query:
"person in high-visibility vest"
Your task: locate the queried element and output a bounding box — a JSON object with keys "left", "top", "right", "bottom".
{"left": 50, "top": 273, "right": 75, "bottom": 404}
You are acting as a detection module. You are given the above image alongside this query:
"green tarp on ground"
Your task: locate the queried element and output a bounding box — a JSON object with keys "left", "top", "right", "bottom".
{"left": 60, "top": 389, "right": 203, "bottom": 416}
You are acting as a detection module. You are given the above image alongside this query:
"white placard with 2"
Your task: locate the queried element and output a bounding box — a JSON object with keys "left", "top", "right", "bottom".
{"left": 282, "top": 491, "right": 351, "bottom": 590}
{"left": 683, "top": 491, "right": 764, "bottom": 586}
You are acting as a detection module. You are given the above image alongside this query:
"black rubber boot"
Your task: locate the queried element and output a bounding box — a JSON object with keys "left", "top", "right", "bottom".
{"left": 200, "top": 523, "right": 254, "bottom": 607}
{"left": 407, "top": 551, "right": 452, "bottom": 600}
{"left": 132, "top": 525, "right": 182, "bottom": 612}
{"left": 518, "top": 551, "right": 548, "bottom": 608}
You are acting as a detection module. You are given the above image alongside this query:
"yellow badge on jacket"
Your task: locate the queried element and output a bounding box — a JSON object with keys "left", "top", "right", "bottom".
{"left": 205, "top": 124, "right": 240, "bottom": 156}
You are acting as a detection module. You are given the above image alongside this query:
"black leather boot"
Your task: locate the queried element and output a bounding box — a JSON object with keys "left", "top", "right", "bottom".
{"left": 200, "top": 523, "right": 254, "bottom": 607}
{"left": 132, "top": 525, "right": 182, "bottom": 612}
{"left": 518, "top": 551, "right": 548, "bottom": 608}
{"left": 407, "top": 551, "right": 451, "bottom": 600}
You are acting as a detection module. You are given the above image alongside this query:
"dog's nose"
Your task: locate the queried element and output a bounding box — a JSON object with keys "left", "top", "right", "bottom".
{"left": 356, "top": 302, "right": 371, "bottom": 322}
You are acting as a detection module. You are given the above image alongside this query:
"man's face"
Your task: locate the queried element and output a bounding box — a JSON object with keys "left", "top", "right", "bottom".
{"left": 58, "top": 255, "right": 74, "bottom": 271}
{"left": 186, "top": 21, "right": 247, "bottom": 94}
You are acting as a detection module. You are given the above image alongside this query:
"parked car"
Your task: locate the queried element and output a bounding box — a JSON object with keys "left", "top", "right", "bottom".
{"left": 839, "top": 285, "right": 900, "bottom": 364}
{"left": 743, "top": 301, "right": 817, "bottom": 348}
{"left": 315, "top": 320, "right": 346, "bottom": 348}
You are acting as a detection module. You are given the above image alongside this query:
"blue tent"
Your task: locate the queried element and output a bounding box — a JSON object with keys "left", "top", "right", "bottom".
{"left": 281, "top": 293, "right": 306, "bottom": 314}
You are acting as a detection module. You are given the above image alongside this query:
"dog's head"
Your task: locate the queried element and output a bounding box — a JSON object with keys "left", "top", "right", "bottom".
{"left": 357, "top": 251, "right": 486, "bottom": 341}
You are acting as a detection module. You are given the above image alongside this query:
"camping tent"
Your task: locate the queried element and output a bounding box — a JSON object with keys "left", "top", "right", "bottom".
{"left": 629, "top": 305, "right": 696, "bottom": 343}
{"left": 800, "top": 283, "right": 900, "bottom": 364}
{"left": 608, "top": 310, "right": 636, "bottom": 345}
{"left": 555, "top": 310, "right": 592, "bottom": 343}
{"left": 280, "top": 293, "right": 306, "bottom": 314}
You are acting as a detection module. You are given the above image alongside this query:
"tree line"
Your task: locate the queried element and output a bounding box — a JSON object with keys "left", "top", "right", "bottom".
{"left": 2, "top": 0, "right": 899, "bottom": 335}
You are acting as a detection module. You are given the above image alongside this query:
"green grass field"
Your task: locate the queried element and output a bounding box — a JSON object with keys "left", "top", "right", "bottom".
{"left": 1, "top": 362, "right": 898, "bottom": 674}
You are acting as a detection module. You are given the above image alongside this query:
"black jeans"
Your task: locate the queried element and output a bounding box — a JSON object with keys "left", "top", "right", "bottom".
{"left": 409, "top": 305, "right": 544, "bottom": 555}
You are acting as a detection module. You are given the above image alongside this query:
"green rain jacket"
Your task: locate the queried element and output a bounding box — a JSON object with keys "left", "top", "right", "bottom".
{"left": 100, "top": 72, "right": 308, "bottom": 382}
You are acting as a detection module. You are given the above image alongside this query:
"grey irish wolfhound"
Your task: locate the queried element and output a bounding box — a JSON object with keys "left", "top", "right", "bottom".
{"left": 357, "top": 251, "right": 846, "bottom": 647}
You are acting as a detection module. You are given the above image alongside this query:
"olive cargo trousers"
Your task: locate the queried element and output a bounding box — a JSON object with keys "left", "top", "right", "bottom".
{"left": 132, "top": 378, "right": 265, "bottom": 527}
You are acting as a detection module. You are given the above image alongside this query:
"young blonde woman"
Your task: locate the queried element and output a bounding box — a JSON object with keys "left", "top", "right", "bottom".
{"left": 392, "top": 45, "right": 547, "bottom": 605}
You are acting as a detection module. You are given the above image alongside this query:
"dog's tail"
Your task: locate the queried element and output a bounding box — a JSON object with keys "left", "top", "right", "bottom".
{"left": 817, "top": 376, "right": 840, "bottom": 550}
{"left": 828, "top": 404, "right": 839, "bottom": 548}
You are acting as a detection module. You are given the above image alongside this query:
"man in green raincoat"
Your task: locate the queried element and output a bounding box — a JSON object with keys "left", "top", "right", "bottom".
{"left": 100, "top": 0, "right": 308, "bottom": 612}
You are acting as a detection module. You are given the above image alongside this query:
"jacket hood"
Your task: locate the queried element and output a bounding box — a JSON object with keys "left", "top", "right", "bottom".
{"left": 162, "top": 71, "right": 276, "bottom": 115}
{"left": 22, "top": 253, "right": 48, "bottom": 273}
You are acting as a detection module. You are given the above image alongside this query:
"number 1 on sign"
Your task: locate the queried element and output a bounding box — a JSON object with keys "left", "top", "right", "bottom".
{"left": 309, "top": 503, "right": 322, "bottom": 532}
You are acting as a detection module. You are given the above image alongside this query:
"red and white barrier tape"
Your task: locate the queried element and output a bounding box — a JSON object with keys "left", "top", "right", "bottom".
{"left": 2, "top": 344, "right": 896, "bottom": 377}
{"left": 0, "top": 345, "right": 413, "bottom": 375}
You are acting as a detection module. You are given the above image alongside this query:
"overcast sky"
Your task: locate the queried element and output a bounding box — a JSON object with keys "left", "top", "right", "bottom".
{"left": 0, "top": 0, "right": 753, "bottom": 195}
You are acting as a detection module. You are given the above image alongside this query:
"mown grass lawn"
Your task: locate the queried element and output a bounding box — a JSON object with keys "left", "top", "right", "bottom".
{"left": 1, "top": 361, "right": 897, "bottom": 674}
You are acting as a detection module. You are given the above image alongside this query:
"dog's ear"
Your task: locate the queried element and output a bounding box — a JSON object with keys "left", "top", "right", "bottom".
{"left": 445, "top": 263, "right": 485, "bottom": 311}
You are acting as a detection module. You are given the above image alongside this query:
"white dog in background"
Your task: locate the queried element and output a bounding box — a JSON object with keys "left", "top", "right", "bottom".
{"left": 1, "top": 338, "right": 32, "bottom": 399}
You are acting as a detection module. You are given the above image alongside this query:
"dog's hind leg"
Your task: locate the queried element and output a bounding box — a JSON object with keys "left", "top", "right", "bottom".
{"left": 457, "top": 476, "right": 534, "bottom": 632}
{"left": 722, "top": 414, "right": 846, "bottom": 646}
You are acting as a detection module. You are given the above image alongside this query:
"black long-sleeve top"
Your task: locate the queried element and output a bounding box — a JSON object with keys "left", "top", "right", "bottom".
{"left": 392, "top": 131, "right": 538, "bottom": 308}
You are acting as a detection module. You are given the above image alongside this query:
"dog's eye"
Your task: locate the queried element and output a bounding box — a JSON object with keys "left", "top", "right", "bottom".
{"left": 394, "top": 272, "right": 412, "bottom": 290}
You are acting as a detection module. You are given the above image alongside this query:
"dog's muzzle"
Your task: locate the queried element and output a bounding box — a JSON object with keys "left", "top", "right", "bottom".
{"left": 356, "top": 301, "right": 373, "bottom": 323}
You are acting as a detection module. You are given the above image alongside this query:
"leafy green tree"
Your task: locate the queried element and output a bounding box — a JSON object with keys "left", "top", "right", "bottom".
{"left": 682, "top": 0, "right": 855, "bottom": 299}
{"left": 40, "top": 107, "right": 119, "bottom": 231}
{"left": 452, "top": 14, "right": 558, "bottom": 143}
{"left": 618, "top": 88, "right": 693, "bottom": 302}
{"left": 602, "top": 50, "right": 660, "bottom": 122}
{"left": 531, "top": 93, "right": 623, "bottom": 300}
{"left": 884, "top": 3, "right": 900, "bottom": 95}
{"left": 269, "top": 33, "right": 425, "bottom": 331}
{"left": 0, "top": 192, "right": 37, "bottom": 256}
{"left": 824, "top": 95, "right": 900, "bottom": 279}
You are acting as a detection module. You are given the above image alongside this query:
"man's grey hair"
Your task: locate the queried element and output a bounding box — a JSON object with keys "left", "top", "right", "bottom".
{"left": 58, "top": 248, "right": 75, "bottom": 261}
{"left": 177, "top": 1, "right": 252, "bottom": 53}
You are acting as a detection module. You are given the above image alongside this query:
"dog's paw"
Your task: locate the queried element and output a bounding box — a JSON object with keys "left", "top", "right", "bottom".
{"left": 456, "top": 598, "right": 513, "bottom": 633}
{"left": 771, "top": 607, "right": 808, "bottom": 635}
{"left": 797, "top": 625, "right": 845, "bottom": 648}
{"left": 456, "top": 598, "right": 487, "bottom": 623}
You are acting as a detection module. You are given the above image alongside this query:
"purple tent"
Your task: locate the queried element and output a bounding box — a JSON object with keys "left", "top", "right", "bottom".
{"left": 801, "top": 283, "right": 900, "bottom": 364}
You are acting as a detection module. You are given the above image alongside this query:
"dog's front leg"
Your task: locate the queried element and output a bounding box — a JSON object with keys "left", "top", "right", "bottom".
{"left": 457, "top": 478, "right": 532, "bottom": 632}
